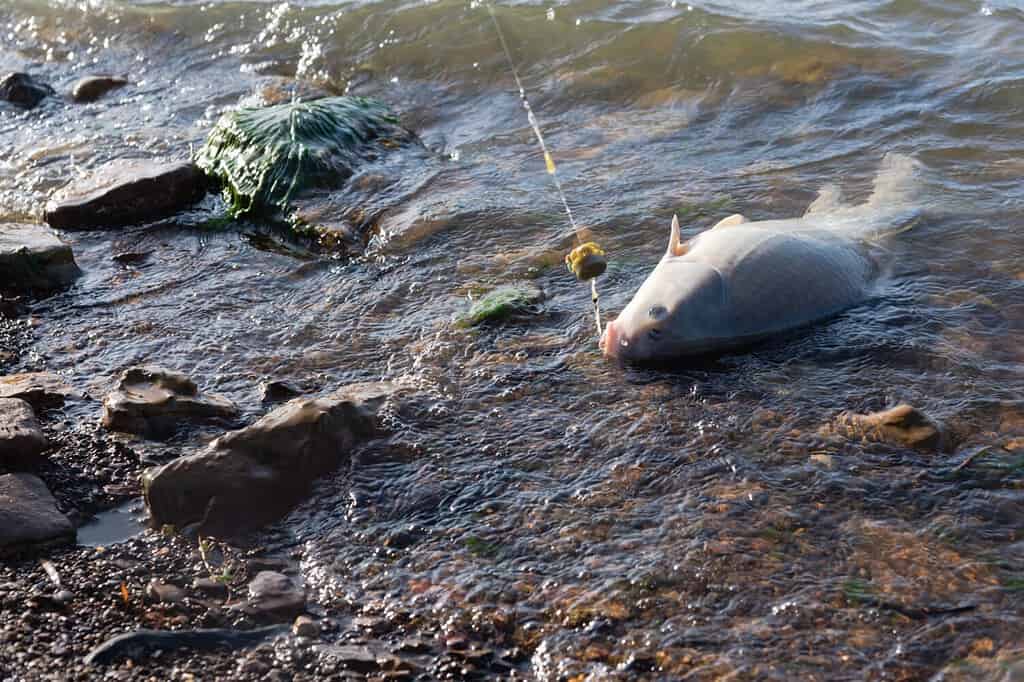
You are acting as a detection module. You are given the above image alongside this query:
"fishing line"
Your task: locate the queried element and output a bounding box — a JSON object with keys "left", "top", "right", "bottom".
{"left": 486, "top": 3, "right": 606, "bottom": 338}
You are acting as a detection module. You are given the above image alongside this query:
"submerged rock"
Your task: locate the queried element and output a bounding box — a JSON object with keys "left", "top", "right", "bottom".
{"left": 0, "top": 73, "right": 55, "bottom": 109}
{"left": 0, "top": 473, "right": 75, "bottom": 556}
{"left": 70, "top": 75, "right": 129, "bottom": 103}
{"left": 144, "top": 382, "right": 401, "bottom": 534}
{"left": 0, "top": 223, "right": 81, "bottom": 292}
{"left": 194, "top": 96, "right": 419, "bottom": 245}
{"left": 457, "top": 284, "right": 546, "bottom": 327}
{"left": 102, "top": 366, "right": 237, "bottom": 439}
{"left": 0, "top": 398, "right": 47, "bottom": 464}
{"left": 0, "top": 372, "right": 75, "bottom": 410}
{"left": 230, "top": 571, "right": 306, "bottom": 622}
{"left": 44, "top": 160, "right": 206, "bottom": 230}
{"left": 824, "top": 404, "right": 947, "bottom": 452}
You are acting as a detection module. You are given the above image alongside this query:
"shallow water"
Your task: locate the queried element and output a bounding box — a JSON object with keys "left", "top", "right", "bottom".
{"left": 3, "top": 0, "right": 1023, "bottom": 677}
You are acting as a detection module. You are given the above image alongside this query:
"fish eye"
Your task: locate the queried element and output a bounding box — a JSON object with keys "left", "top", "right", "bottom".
{"left": 648, "top": 305, "right": 668, "bottom": 321}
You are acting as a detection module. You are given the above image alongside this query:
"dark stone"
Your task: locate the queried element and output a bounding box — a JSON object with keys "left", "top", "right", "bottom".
{"left": 146, "top": 580, "right": 187, "bottom": 604}
{"left": 70, "top": 76, "right": 129, "bottom": 103}
{"left": 44, "top": 160, "right": 207, "bottom": 230}
{"left": 0, "top": 73, "right": 55, "bottom": 109}
{"left": 260, "top": 380, "right": 304, "bottom": 404}
{"left": 229, "top": 571, "right": 305, "bottom": 622}
{"left": 101, "top": 366, "right": 237, "bottom": 440}
{"left": 83, "top": 625, "right": 287, "bottom": 666}
{"left": 0, "top": 372, "right": 75, "bottom": 410}
{"left": 143, "top": 382, "right": 402, "bottom": 534}
{"left": 0, "top": 398, "right": 47, "bottom": 464}
{"left": 0, "top": 474, "right": 75, "bottom": 556}
{"left": 314, "top": 644, "right": 386, "bottom": 673}
{"left": 192, "top": 577, "right": 229, "bottom": 600}
{"left": 0, "top": 223, "right": 81, "bottom": 293}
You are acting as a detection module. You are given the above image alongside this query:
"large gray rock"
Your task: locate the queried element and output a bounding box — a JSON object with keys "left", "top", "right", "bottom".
{"left": 0, "top": 473, "right": 75, "bottom": 556}
{"left": 0, "top": 372, "right": 76, "bottom": 410}
{"left": 144, "top": 382, "right": 400, "bottom": 534}
{"left": 44, "top": 159, "right": 206, "bottom": 230}
{"left": 823, "top": 404, "right": 947, "bottom": 452}
{"left": 0, "top": 73, "right": 55, "bottom": 109}
{"left": 102, "top": 366, "right": 237, "bottom": 440}
{"left": 0, "top": 398, "right": 46, "bottom": 463}
{"left": 0, "top": 223, "right": 81, "bottom": 292}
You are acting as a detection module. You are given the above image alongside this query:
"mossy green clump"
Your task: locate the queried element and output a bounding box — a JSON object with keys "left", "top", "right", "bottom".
{"left": 195, "top": 96, "right": 416, "bottom": 219}
{"left": 457, "top": 284, "right": 545, "bottom": 328}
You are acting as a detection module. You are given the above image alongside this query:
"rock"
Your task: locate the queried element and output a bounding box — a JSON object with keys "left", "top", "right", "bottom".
{"left": 83, "top": 625, "right": 287, "bottom": 666}
{"left": 44, "top": 160, "right": 207, "bottom": 230}
{"left": 314, "top": 644, "right": 385, "bottom": 673}
{"left": 260, "top": 379, "right": 304, "bottom": 404}
{"left": 0, "top": 372, "right": 75, "bottom": 410}
{"left": 0, "top": 474, "right": 75, "bottom": 556}
{"left": 146, "top": 580, "right": 187, "bottom": 604}
{"left": 809, "top": 453, "right": 835, "bottom": 469}
{"left": 823, "top": 404, "right": 946, "bottom": 452}
{"left": 143, "top": 382, "right": 401, "bottom": 534}
{"left": 70, "top": 76, "right": 129, "bottom": 103}
{"left": 101, "top": 366, "right": 237, "bottom": 439}
{"left": 0, "top": 398, "right": 47, "bottom": 464}
{"left": 292, "top": 615, "right": 319, "bottom": 638}
{"left": 230, "top": 571, "right": 305, "bottom": 622}
{"left": 0, "top": 73, "right": 55, "bottom": 109}
{"left": 0, "top": 223, "right": 81, "bottom": 293}
{"left": 192, "top": 577, "right": 229, "bottom": 600}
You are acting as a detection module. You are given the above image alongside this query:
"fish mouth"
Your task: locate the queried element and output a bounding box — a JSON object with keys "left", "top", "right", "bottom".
{"left": 600, "top": 319, "right": 626, "bottom": 359}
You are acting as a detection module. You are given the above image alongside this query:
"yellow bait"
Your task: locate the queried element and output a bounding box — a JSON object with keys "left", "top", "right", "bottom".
{"left": 566, "top": 241, "right": 607, "bottom": 281}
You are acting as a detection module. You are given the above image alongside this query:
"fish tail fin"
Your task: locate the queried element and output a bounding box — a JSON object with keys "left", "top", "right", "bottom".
{"left": 865, "top": 152, "right": 921, "bottom": 210}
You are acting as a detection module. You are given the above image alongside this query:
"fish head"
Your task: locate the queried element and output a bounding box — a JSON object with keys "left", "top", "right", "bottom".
{"left": 601, "top": 215, "right": 724, "bottom": 362}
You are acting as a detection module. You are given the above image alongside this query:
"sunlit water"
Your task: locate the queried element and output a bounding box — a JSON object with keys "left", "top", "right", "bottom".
{"left": 3, "top": 0, "right": 1023, "bottom": 677}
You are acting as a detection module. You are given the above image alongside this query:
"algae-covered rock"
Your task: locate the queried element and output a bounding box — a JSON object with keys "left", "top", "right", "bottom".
{"left": 195, "top": 96, "right": 417, "bottom": 222}
{"left": 458, "top": 284, "right": 546, "bottom": 327}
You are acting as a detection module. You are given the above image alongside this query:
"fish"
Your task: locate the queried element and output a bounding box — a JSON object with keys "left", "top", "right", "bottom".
{"left": 600, "top": 153, "right": 921, "bottom": 362}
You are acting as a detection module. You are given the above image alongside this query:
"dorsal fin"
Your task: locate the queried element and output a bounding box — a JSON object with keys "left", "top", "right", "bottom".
{"left": 666, "top": 214, "right": 687, "bottom": 257}
{"left": 805, "top": 184, "right": 844, "bottom": 216}
{"left": 711, "top": 213, "right": 748, "bottom": 229}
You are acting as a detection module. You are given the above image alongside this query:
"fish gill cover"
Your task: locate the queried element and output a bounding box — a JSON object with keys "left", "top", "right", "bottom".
{"left": 195, "top": 96, "right": 417, "bottom": 221}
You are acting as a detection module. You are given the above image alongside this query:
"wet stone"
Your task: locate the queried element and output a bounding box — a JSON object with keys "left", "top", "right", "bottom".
{"left": 823, "top": 404, "right": 946, "bottom": 452}
{"left": 144, "top": 382, "right": 401, "bottom": 535}
{"left": 146, "top": 580, "right": 187, "bottom": 604}
{"left": 44, "top": 159, "right": 207, "bottom": 230}
{"left": 0, "top": 473, "right": 75, "bottom": 556}
{"left": 0, "top": 398, "right": 46, "bottom": 464}
{"left": 70, "top": 75, "right": 129, "bottom": 103}
{"left": 0, "top": 73, "right": 55, "bottom": 109}
{"left": 192, "top": 577, "right": 229, "bottom": 600}
{"left": 101, "top": 366, "right": 237, "bottom": 440}
{"left": 0, "top": 372, "right": 74, "bottom": 410}
{"left": 292, "top": 615, "right": 319, "bottom": 638}
{"left": 0, "top": 223, "right": 81, "bottom": 293}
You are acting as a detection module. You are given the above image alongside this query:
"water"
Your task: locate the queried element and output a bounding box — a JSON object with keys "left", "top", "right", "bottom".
{"left": 76, "top": 497, "right": 147, "bottom": 547}
{"left": 3, "top": 0, "right": 1024, "bottom": 677}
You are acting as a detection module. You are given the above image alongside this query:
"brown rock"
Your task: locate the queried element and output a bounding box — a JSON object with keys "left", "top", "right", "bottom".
{"left": 70, "top": 76, "right": 129, "bottom": 103}
{"left": 143, "top": 382, "right": 401, "bottom": 535}
{"left": 44, "top": 160, "right": 206, "bottom": 230}
{"left": 292, "top": 615, "right": 319, "bottom": 638}
{"left": 0, "top": 398, "right": 46, "bottom": 463}
{"left": 825, "top": 404, "right": 946, "bottom": 451}
{"left": 0, "top": 223, "right": 81, "bottom": 293}
{"left": 101, "top": 366, "right": 237, "bottom": 439}
{"left": 230, "top": 571, "right": 305, "bottom": 622}
{"left": 0, "top": 372, "right": 75, "bottom": 410}
{"left": 146, "top": 580, "right": 187, "bottom": 604}
{"left": 0, "top": 474, "right": 75, "bottom": 556}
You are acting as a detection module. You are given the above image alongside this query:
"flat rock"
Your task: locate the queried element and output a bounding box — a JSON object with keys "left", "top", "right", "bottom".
{"left": 823, "top": 404, "right": 946, "bottom": 452}
{"left": 71, "top": 75, "right": 129, "bottom": 103}
{"left": 229, "top": 571, "right": 305, "bottom": 622}
{"left": 44, "top": 159, "right": 207, "bottom": 230}
{"left": 144, "top": 382, "right": 402, "bottom": 534}
{"left": 0, "top": 398, "right": 46, "bottom": 464}
{"left": 0, "top": 73, "right": 55, "bottom": 109}
{"left": 101, "top": 366, "right": 237, "bottom": 440}
{"left": 0, "top": 223, "right": 81, "bottom": 292}
{"left": 0, "top": 372, "right": 75, "bottom": 410}
{"left": 0, "top": 473, "right": 75, "bottom": 556}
